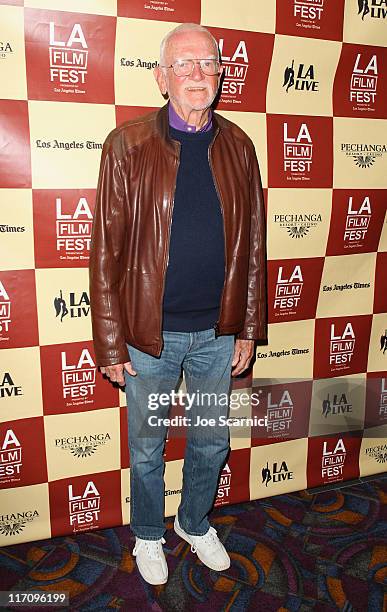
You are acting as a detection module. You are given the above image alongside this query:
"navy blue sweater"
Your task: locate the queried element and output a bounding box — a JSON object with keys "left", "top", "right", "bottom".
{"left": 162, "top": 126, "right": 225, "bottom": 332}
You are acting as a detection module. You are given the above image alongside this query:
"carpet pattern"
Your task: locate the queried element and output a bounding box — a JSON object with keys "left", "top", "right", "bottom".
{"left": 0, "top": 476, "right": 386, "bottom": 612}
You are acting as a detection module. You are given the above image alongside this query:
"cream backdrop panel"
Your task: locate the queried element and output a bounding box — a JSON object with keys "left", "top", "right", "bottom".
{"left": 343, "top": 0, "right": 387, "bottom": 47}
{"left": 164, "top": 458, "right": 183, "bottom": 517}
{"left": 359, "top": 425, "right": 387, "bottom": 477}
{"left": 121, "top": 468, "right": 131, "bottom": 526}
{"left": 266, "top": 35, "right": 341, "bottom": 117}
{"left": 0, "top": 5, "right": 27, "bottom": 101}
{"left": 316, "top": 252, "right": 376, "bottom": 318}
{"left": 368, "top": 313, "right": 387, "bottom": 373}
{"left": 0, "top": 483, "right": 51, "bottom": 545}
{"left": 201, "top": 0, "right": 276, "bottom": 33}
{"left": 309, "top": 374, "right": 366, "bottom": 436}
{"left": 217, "top": 111, "right": 267, "bottom": 188}
{"left": 229, "top": 389, "right": 253, "bottom": 451}
{"left": 333, "top": 117, "right": 387, "bottom": 189}
{"left": 28, "top": 101, "right": 116, "bottom": 189}
{"left": 35, "top": 267, "right": 92, "bottom": 345}
{"left": 115, "top": 17, "right": 178, "bottom": 107}
{"left": 0, "top": 190, "right": 34, "bottom": 270}
{"left": 253, "top": 319, "right": 315, "bottom": 379}
{"left": 44, "top": 406, "right": 121, "bottom": 481}
{"left": 267, "top": 189, "right": 332, "bottom": 260}
{"left": 0, "top": 347, "right": 43, "bottom": 422}
{"left": 249, "top": 438, "right": 308, "bottom": 500}
{"left": 24, "top": 0, "right": 118, "bottom": 16}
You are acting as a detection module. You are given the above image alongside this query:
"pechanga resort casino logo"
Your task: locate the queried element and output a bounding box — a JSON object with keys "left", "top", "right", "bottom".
{"left": 283, "top": 60, "right": 319, "bottom": 93}
{"left": 365, "top": 443, "right": 387, "bottom": 463}
{"left": 0, "top": 510, "right": 39, "bottom": 537}
{"left": 55, "top": 432, "right": 111, "bottom": 458}
{"left": 341, "top": 142, "right": 387, "bottom": 168}
{"left": 273, "top": 212, "right": 323, "bottom": 239}
{"left": 53, "top": 289, "right": 90, "bottom": 322}
{"left": 0, "top": 40, "right": 13, "bottom": 60}
{"left": 358, "top": 0, "right": 387, "bottom": 19}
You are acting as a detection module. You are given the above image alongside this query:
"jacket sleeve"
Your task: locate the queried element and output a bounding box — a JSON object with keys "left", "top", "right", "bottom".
{"left": 236, "top": 141, "right": 267, "bottom": 342}
{"left": 89, "top": 136, "right": 129, "bottom": 367}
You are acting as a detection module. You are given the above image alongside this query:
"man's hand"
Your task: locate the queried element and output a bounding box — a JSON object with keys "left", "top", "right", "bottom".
{"left": 100, "top": 361, "right": 137, "bottom": 386}
{"left": 231, "top": 339, "right": 255, "bottom": 376}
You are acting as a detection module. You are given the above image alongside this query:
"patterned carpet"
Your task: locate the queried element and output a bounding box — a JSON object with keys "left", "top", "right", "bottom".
{"left": 0, "top": 476, "right": 386, "bottom": 612}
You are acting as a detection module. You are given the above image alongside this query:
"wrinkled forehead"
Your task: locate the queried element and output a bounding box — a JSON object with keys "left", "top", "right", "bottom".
{"left": 165, "top": 30, "right": 218, "bottom": 63}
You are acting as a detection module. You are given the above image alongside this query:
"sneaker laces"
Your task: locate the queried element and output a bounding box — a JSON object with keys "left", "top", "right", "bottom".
{"left": 133, "top": 537, "right": 166, "bottom": 561}
{"left": 190, "top": 526, "right": 219, "bottom": 554}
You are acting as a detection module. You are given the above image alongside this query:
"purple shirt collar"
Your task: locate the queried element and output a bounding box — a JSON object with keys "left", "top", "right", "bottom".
{"left": 168, "top": 102, "right": 212, "bottom": 133}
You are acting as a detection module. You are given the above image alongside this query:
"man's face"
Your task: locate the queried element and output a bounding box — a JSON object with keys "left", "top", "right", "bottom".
{"left": 154, "top": 30, "right": 222, "bottom": 115}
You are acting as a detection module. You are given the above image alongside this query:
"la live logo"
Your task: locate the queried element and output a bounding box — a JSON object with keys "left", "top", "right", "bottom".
{"left": 330, "top": 322, "right": 355, "bottom": 365}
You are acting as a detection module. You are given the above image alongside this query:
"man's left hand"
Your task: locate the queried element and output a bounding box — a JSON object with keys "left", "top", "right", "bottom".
{"left": 231, "top": 339, "right": 255, "bottom": 376}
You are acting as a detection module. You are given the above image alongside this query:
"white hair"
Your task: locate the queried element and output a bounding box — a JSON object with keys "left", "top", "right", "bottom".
{"left": 159, "top": 23, "right": 219, "bottom": 65}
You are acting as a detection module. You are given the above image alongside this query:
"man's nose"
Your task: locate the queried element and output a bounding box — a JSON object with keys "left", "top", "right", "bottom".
{"left": 190, "top": 61, "right": 205, "bottom": 81}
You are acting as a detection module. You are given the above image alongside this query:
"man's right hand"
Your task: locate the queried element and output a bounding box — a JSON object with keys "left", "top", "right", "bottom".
{"left": 100, "top": 361, "right": 137, "bottom": 386}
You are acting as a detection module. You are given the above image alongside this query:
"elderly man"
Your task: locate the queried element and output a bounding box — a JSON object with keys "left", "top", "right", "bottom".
{"left": 89, "top": 22, "right": 266, "bottom": 585}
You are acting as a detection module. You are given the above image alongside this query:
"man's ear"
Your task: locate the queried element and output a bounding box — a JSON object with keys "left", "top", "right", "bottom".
{"left": 154, "top": 66, "right": 167, "bottom": 96}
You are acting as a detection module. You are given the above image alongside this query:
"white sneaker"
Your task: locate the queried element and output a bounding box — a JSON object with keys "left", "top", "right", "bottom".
{"left": 132, "top": 536, "right": 168, "bottom": 585}
{"left": 174, "top": 515, "right": 230, "bottom": 571}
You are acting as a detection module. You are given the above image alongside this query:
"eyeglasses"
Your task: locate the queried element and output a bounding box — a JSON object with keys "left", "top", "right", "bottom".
{"left": 161, "top": 58, "right": 220, "bottom": 77}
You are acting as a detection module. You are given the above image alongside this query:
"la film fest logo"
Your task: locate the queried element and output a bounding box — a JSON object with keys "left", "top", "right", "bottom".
{"left": 0, "top": 510, "right": 39, "bottom": 537}
{"left": 330, "top": 322, "right": 355, "bottom": 367}
{"left": 55, "top": 432, "right": 110, "bottom": 458}
{"left": 358, "top": 0, "right": 387, "bottom": 20}
{"left": 215, "top": 463, "right": 231, "bottom": 504}
{"left": 0, "top": 40, "right": 13, "bottom": 60}
{"left": 61, "top": 348, "right": 96, "bottom": 403}
{"left": 56, "top": 196, "right": 93, "bottom": 259}
{"left": 54, "top": 289, "right": 90, "bottom": 322}
{"left": 0, "top": 280, "right": 11, "bottom": 340}
{"left": 68, "top": 480, "right": 101, "bottom": 531}
{"left": 294, "top": 0, "right": 325, "bottom": 22}
{"left": 274, "top": 264, "right": 303, "bottom": 314}
{"left": 341, "top": 141, "right": 387, "bottom": 168}
{"left": 283, "top": 60, "right": 319, "bottom": 93}
{"left": 0, "top": 429, "right": 22, "bottom": 483}
{"left": 266, "top": 388, "right": 294, "bottom": 435}
{"left": 344, "top": 196, "right": 371, "bottom": 244}
{"left": 218, "top": 37, "right": 249, "bottom": 102}
{"left": 322, "top": 438, "right": 346, "bottom": 480}
{"left": 365, "top": 443, "right": 387, "bottom": 463}
{"left": 283, "top": 122, "right": 313, "bottom": 176}
{"left": 322, "top": 392, "right": 352, "bottom": 418}
{"left": 350, "top": 54, "right": 378, "bottom": 109}
{"left": 273, "top": 212, "right": 322, "bottom": 239}
{"left": 0, "top": 372, "right": 23, "bottom": 400}
{"left": 261, "top": 460, "right": 293, "bottom": 486}
{"left": 49, "top": 21, "right": 88, "bottom": 94}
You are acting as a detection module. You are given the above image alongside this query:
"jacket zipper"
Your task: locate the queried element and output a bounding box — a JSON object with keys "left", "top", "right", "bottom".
{"left": 208, "top": 130, "right": 226, "bottom": 339}
{"left": 157, "top": 145, "right": 181, "bottom": 357}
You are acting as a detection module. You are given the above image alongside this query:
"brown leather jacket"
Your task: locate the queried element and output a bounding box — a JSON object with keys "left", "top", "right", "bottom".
{"left": 89, "top": 104, "right": 267, "bottom": 366}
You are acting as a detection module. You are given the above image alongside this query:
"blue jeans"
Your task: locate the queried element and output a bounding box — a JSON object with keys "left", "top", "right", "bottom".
{"left": 124, "top": 328, "right": 235, "bottom": 540}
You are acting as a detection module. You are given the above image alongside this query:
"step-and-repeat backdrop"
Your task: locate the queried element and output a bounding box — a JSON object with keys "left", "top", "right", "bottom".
{"left": 0, "top": 0, "right": 386, "bottom": 546}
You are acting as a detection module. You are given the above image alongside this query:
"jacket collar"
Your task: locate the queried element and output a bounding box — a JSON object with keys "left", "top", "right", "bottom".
{"left": 155, "top": 103, "right": 220, "bottom": 156}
